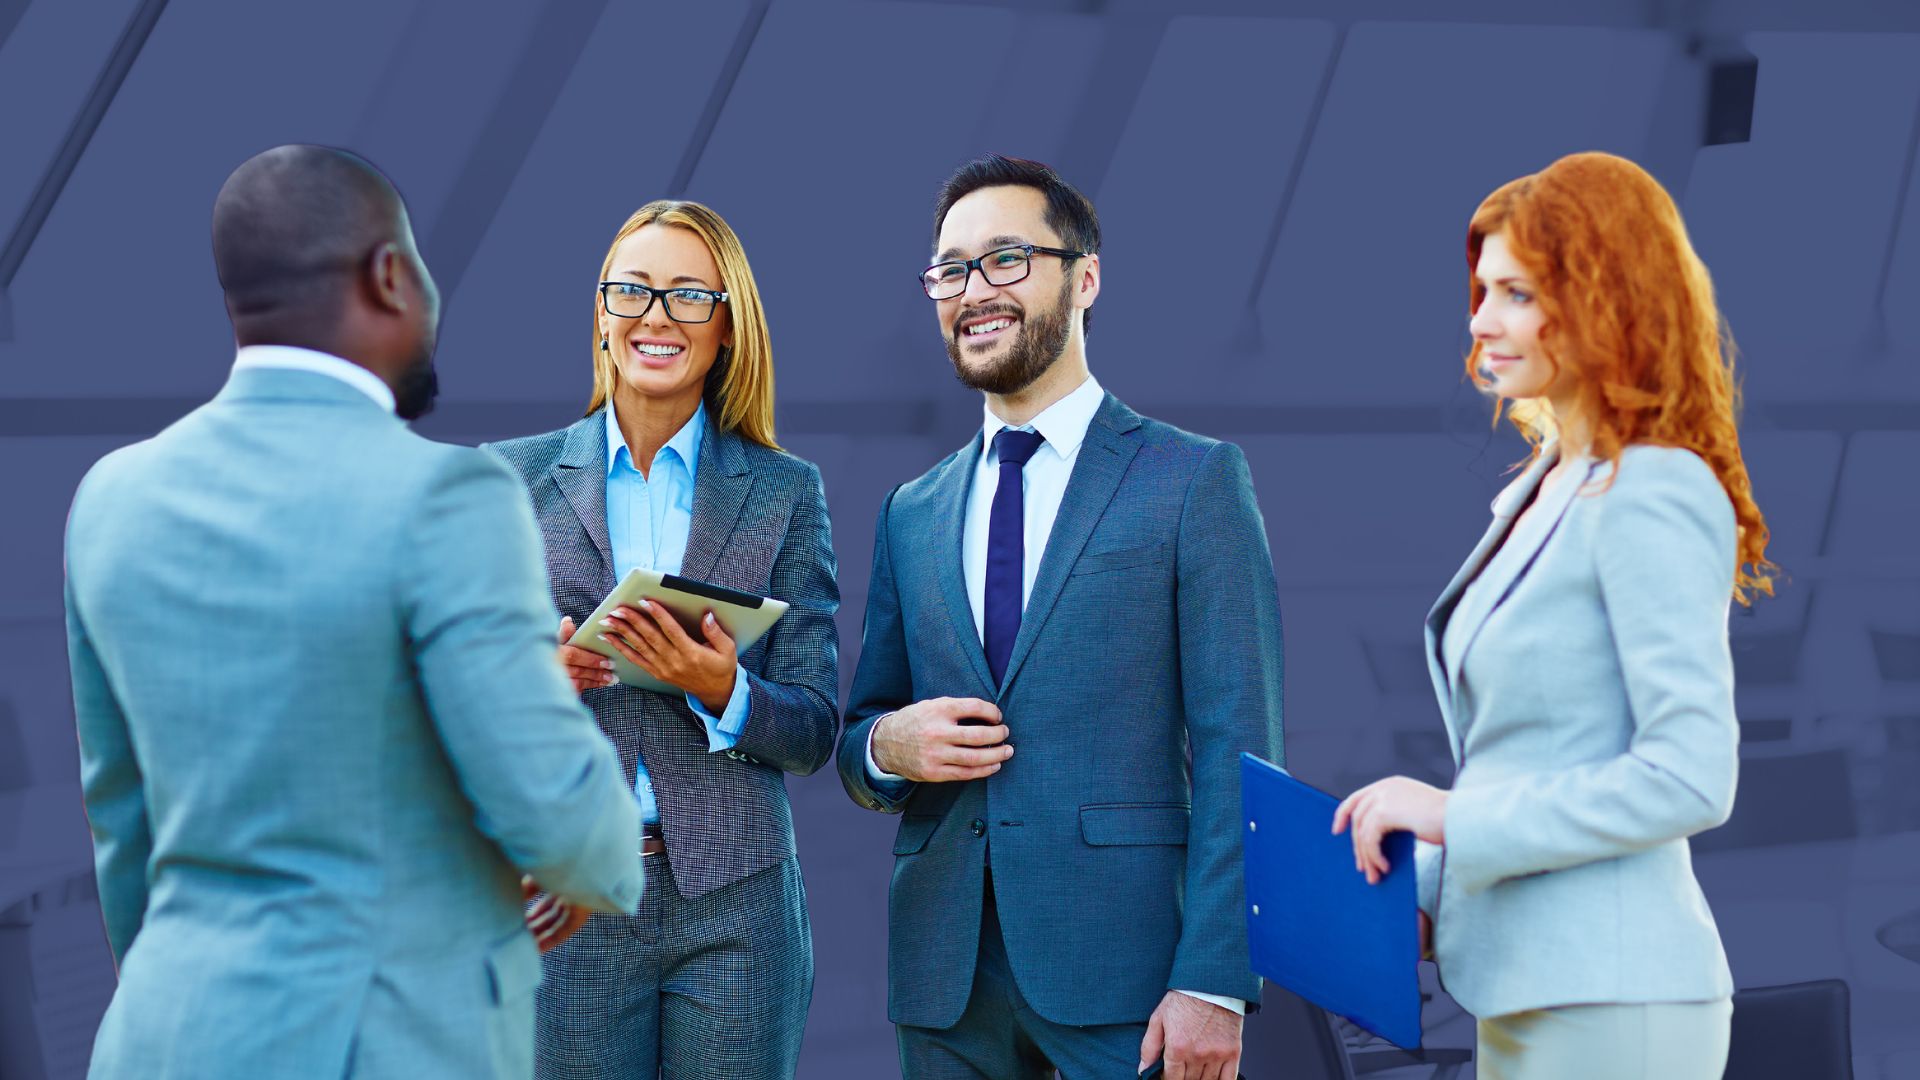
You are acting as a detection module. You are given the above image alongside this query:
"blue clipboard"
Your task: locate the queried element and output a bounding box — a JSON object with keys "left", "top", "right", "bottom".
{"left": 1241, "top": 753, "right": 1423, "bottom": 1049}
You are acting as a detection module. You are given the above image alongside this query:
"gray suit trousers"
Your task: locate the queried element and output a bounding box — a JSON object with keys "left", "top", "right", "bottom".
{"left": 536, "top": 856, "right": 811, "bottom": 1079}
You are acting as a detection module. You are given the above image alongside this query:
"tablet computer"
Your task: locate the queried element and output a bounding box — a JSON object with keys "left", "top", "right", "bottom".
{"left": 565, "top": 569, "right": 789, "bottom": 695}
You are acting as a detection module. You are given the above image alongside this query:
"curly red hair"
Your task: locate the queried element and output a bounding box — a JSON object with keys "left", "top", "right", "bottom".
{"left": 1466, "top": 152, "right": 1774, "bottom": 603}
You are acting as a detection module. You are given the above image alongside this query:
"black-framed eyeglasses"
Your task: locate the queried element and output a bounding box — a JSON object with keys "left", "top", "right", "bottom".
{"left": 599, "top": 281, "right": 730, "bottom": 324}
{"left": 918, "top": 244, "right": 1088, "bottom": 300}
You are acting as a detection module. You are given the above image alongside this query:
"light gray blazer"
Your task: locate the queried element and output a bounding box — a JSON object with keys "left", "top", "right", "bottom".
{"left": 1415, "top": 443, "right": 1739, "bottom": 1020}
{"left": 65, "top": 367, "right": 644, "bottom": 1079}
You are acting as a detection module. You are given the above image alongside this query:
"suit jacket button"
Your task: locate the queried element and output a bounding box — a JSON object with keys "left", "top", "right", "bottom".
{"left": 970, "top": 818, "right": 986, "bottom": 837}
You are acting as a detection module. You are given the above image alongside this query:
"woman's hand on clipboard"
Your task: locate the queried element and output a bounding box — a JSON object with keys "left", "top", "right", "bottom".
{"left": 1331, "top": 776, "right": 1449, "bottom": 886}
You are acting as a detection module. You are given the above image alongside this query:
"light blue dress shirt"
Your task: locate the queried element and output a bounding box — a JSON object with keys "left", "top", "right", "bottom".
{"left": 604, "top": 399, "right": 750, "bottom": 824}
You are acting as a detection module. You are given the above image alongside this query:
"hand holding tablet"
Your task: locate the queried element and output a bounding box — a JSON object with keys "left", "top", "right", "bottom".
{"left": 566, "top": 569, "right": 788, "bottom": 697}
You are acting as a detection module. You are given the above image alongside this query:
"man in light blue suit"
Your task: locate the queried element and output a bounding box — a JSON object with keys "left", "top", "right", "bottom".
{"left": 63, "top": 145, "right": 644, "bottom": 1079}
{"left": 838, "top": 156, "right": 1284, "bottom": 1080}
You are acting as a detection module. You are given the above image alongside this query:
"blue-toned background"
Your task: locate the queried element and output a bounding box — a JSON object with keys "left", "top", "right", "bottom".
{"left": 2, "top": 2, "right": 1915, "bottom": 1077}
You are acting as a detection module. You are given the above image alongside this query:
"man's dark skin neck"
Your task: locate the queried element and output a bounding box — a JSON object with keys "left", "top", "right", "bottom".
{"left": 229, "top": 237, "right": 424, "bottom": 402}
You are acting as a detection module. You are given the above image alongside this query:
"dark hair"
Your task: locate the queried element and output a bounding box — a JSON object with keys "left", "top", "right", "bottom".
{"left": 932, "top": 154, "right": 1101, "bottom": 333}
{"left": 211, "top": 144, "right": 407, "bottom": 341}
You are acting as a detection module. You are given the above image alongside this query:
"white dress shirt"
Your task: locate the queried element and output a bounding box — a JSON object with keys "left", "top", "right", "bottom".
{"left": 232, "top": 344, "right": 396, "bottom": 413}
{"left": 867, "top": 374, "right": 1245, "bottom": 1015}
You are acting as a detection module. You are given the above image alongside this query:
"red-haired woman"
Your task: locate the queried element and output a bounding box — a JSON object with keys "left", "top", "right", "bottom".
{"left": 1332, "top": 152, "right": 1773, "bottom": 1078}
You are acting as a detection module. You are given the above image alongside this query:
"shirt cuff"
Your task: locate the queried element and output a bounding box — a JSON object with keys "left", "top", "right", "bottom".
{"left": 685, "top": 664, "right": 750, "bottom": 752}
{"left": 864, "top": 713, "right": 912, "bottom": 788}
{"left": 1173, "top": 989, "right": 1248, "bottom": 1015}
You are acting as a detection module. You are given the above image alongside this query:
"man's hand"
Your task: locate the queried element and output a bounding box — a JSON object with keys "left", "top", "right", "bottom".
{"left": 1331, "top": 775, "right": 1448, "bottom": 885}
{"left": 1138, "top": 991, "right": 1244, "bottom": 1079}
{"left": 598, "top": 601, "right": 739, "bottom": 714}
{"left": 871, "top": 697, "right": 1011, "bottom": 782}
{"left": 557, "top": 616, "right": 616, "bottom": 694}
{"left": 522, "top": 876, "right": 590, "bottom": 954}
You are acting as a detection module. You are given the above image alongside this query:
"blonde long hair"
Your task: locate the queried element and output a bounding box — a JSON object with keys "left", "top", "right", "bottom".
{"left": 585, "top": 200, "right": 778, "bottom": 449}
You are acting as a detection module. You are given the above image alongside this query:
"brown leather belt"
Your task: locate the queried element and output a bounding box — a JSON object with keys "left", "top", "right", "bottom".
{"left": 640, "top": 824, "right": 666, "bottom": 857}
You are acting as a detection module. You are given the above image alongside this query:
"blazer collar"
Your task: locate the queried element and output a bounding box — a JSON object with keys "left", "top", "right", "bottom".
{"left": 929, "top": 432, "right": 995, "bottom": 697}
{"left": 550, "top": 406, "right": 754, "bottom": 588}
{"left": 214, "top": 364, "right": 397, "bottom": 416}
{"left": 924, "top": 391, "right": 1147, "bottom": 699}
{"left": 681, "top": 416, "right": 752, "bottom": 584}
{"left": 998, "top": 392, "right": 1143, "bottom": 695}
{"left": 1424, "top": 442, "right": 1596, "bottom": 757}
{"left": 550, "top": 413, "right": 615, "bottom": 587}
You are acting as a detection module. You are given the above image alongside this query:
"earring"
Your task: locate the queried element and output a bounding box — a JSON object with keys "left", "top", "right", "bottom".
{"left": 600, "top": 337, "right": 608, "bottom": 352}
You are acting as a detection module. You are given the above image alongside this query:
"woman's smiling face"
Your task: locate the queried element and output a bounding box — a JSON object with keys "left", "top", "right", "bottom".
{"left": 1470, "top": 230, "right": 1556, "bottom": 401}
{"left": 599, "top": 223, "right": 732, "bottom": 404}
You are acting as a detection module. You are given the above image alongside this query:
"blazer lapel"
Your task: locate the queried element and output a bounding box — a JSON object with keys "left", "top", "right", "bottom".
{"left": 927, "top": 434, "right": 996, "bottom": 697}
{"left": 1428, "top": 444, "right": 1591, "bottom": 755}
{"left": 679, "top": 423, "right": 752, "bottom": 584}
{"left": 997, "top": 394, "right": 1142, "bottom": 696}
{"left": 549, "top": 414, "right": 616, "bottom": 589}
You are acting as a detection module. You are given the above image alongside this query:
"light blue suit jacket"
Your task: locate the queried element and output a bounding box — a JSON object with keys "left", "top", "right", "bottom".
{"left": 65, "top": 367, "right": 644, "bottom": 1079}
{"left": 1416, "top": 443, "right": 1739, "bottom": 1019}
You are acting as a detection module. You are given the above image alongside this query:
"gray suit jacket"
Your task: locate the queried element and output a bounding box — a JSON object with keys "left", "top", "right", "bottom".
{"left": 485, "top": 410, "right": 839, "bottom": 899}
{"left": 65, "top": 367, "right": 643, "bottom": 1079}
{"left": 1416, "top": 443, "right": 1739, "bottom": 1019}
{"left": 837, "top": 392, "right": 1285, "bottom": 1029}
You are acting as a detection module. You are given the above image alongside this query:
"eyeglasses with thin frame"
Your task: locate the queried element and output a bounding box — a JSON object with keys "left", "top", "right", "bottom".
{"left": 918, "top": 244, "right": 1088, "bottom": 300}
{"left": 599, "top": 281, "right": 730, "bottom": 324}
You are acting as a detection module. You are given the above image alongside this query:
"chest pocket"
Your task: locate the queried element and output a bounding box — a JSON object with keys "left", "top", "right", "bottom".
{"left": 1069, "top": 542, "right": 1167, "bottom": 577}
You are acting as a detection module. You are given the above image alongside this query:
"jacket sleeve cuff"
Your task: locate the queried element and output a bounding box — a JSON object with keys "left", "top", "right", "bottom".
{"left": 1414, "top": 838, "right": 1442, "bottom": 916}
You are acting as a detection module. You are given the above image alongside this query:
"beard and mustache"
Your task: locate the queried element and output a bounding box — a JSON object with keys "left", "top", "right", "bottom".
{"left": 945, "top": 275, "right": 1075, "bottom": 396}
{"left": 392, "top": 310, "right": 440, "bottom": 421}
{"left": 393, "top": 352, "right": 439, "bottom": 420}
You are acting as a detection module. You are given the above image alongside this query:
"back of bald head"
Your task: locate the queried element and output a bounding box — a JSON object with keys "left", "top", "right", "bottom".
{"left": 212, "top": 145, "right": 407, "bottom": 343}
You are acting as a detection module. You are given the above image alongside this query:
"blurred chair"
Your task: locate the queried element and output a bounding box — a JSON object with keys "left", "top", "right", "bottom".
{"left": 1693, "top": 747, "right": 1858, "bottom": 853}
{"left": 0, "top": 870, "right": 115, "bottom": 1080}
{"left": 1723, "top": 979, "right": 1853, "bottom": 1080}
{"left": 1870, "top": 628, "right": 1920, "bottom": 683}
{"left": 1876, "top": 905, "right": 1920, "bottom": 967}
{"left": 1243, "top": 986, "right": 1471, "bottom": 1080}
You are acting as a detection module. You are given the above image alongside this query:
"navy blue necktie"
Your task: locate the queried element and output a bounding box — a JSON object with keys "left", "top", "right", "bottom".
{"left": 985, "top": 428, "right": 1046, "bottom": 687}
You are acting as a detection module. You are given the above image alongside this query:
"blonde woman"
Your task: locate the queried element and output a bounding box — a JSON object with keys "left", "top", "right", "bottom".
{"left": 485, "top": 201, "right": 838, "bottom": 1080}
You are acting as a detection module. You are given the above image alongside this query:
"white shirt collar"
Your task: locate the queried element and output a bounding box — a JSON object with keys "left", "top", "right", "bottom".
{"left": 232, "top": 345, "right": 396, "bottom": 414}
{"left": 981, "top": 374, "right": 1104, "bottom": 461}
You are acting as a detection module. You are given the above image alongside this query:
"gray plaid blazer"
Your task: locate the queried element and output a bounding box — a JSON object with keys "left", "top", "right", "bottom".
{"left": 486, "top": 409, "right": 840, "bottom": 899}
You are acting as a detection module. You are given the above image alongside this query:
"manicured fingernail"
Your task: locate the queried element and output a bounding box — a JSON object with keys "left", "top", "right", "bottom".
{"left": 600, "top": 618, "right": 616, "bottom": 628}
{"left": 705, "top": 613, "right": 716, "bottom": 624}
{"left": 601, "top": 659, "right": 614, "bottom": 669}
